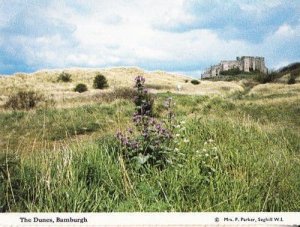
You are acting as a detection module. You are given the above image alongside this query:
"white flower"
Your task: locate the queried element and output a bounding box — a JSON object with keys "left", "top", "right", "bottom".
{"left": 205, "top": 153, "right": 209, "bottom": 157}
{"left": 183, "top": 138, "right": 189, "bottom": 143}
{"left": 174, "top": 148, "right": 179, "bottom": 152}
{"left": 203, "top": 148, "right": 207, "bottom": 152}
{"left": 180, "top": 121, "right": 186, "bottom": 124}
{"left": 204, "top": 142, "right": 207, "bottom": 145}
{"left": 208, "top": 139, "right": 214, "bottom": 143}
{"left": 175, "top": 134, "right": 180, "bottom": 137}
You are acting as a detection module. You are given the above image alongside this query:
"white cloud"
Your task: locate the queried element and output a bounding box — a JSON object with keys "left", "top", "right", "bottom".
{"left": 274, "top": 24, "right": 299, "bottom": 38}
{"left": 0, "top": 0, "right": 299, "bottom": 75}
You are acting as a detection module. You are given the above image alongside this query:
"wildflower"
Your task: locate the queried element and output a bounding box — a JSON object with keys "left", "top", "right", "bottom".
{"left": 183, "top": 138, "right": 189, "bottom": 143}
{"left": 179, "top": 127, "right": 186, "bottom": 131}
{"left": 205, "top": 153, "right": 209, "bottom": 157}
{"left": 116, "top": 76, "right": 175, "bottom": 168}
{"left": 175, "top": 134, "right": 180, "bottom": 137}
{"left": 208, "top": 139, "right": 214, "bottom": 143}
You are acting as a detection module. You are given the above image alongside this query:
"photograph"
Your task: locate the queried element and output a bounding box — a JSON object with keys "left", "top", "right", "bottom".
{"left": 0, "top": 0, "right": 299, "bottom": 224}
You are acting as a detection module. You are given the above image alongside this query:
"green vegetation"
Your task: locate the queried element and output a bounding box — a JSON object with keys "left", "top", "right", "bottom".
{"left": 278, "top": 62, "right": 300, "bottom": 75}
{"left": 4, "top": 91, "right": 44, "bottom": 110}
{"left": 288, "top": 74, "right": 296, "bottom": 85}
{"left": 203, "top": 71, "right": 260, "bottom": 82}
{"left": 220, "top": 68, "right": 241, "bottom": 76}
{"left": 93, "top": 74, "right": 109, "bottom": 89}
{"left": 74, "top": 83, "right": 88, "bottom": 93}
{"left": 191, "top": 79, "right": 200, "bottom": 85}
{"left": 254, "top": 72, "right": 281, "bottom": 84}
{"left": 0, "top": 77, "right": 300, "bottom": 212}
{"left": 57, "top": 72, "right": 72, "bottom": 82}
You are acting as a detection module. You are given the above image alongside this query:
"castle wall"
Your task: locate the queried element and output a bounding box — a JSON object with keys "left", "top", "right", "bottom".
{"left": 202, "top": 56, "right": 268, "bottom": 78}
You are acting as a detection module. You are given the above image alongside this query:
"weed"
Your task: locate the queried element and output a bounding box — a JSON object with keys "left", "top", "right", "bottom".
{"left": 116, "top": 76, "right": 176, "bottom": 169}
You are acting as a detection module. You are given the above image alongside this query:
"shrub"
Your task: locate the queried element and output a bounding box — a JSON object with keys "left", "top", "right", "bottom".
{"left": 255, "top": 72, "right": 279, "bottom": 84}
{"left": 4, "top": 91, "right": 44, "bottom": 110}
{"left": 74, "top": 83, "right": 88, "bottom": 93}
{"left": 220, "top": 68, "right": 241, "bottom": 76}
{"left": 287, "top": 73, "right": 296, "bottom": 85}
{"left": 57, "top": 72, "right": 72, "bottom": 82}
{"left": 93, "top": 74, "right": 109, "bottom": 89}
{"left": 191, "top": 79, "right": 200, "bottom": 85}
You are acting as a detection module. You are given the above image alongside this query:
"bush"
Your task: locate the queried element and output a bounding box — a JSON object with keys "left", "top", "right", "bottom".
{"left": 74, "top": 83, "right": 88, "bottom": 93}
{"left": 57, "top": 72, "right": 72, "bottom": 82}
{"left": 287, "top": 73, "right": 296, "bottom": 85}
{"left": 93, "top": 74, "right": 109, "bottom": 89}
{"left": 191, "top": 80, "right": 200, "bottom": 85}
{"left": 4, "top": 91, "right": 44, "bottom": 110}
{"left": 255, "top": 72, "right": 280, "bottom": 84}
{"left": 220, "top": 68, "right": 241, "bottom": 76}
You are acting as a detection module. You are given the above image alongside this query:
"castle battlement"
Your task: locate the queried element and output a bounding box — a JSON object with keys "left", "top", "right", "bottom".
{"left": 202, "top": 56, "right": 268, "bottom": 78}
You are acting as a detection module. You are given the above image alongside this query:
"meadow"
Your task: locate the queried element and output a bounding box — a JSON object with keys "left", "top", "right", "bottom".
{"left": 0, "top": 68, "right": 299, "bottom": 212}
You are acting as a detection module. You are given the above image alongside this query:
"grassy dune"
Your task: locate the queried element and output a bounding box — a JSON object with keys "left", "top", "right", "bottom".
{"left": 0, "top": 68, "right": 299, "bottom": 212}
{"left": 0, "top": 67, "right": 243, "bottom": 108}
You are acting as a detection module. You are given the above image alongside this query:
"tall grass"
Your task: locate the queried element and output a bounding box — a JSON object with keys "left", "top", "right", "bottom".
{"left": 1, "top": 90, "right": 300, "bottom": 212}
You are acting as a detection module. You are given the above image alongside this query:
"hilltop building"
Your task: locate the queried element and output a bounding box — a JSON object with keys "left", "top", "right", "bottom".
{"left": 202, "top": 56, "right": 268, "bottom": 78}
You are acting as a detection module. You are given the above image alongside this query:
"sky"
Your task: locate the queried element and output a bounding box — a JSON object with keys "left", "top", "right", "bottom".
{"left": 0, "top": 0, "right": 299, "bottom": 77}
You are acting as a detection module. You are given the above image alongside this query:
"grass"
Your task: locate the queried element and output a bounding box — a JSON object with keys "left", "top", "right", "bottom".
{"left": 0, "top": 71, "right": 300, "bottom": 212}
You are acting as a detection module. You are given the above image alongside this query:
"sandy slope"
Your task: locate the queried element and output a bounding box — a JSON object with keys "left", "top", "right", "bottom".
{"left": 0, "top": 67, "right": 244, "bottom": 107}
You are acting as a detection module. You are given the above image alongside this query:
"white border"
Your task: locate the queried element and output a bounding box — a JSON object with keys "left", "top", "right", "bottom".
{"left": 0, "top": 212, "right": 299, "bottom": 226}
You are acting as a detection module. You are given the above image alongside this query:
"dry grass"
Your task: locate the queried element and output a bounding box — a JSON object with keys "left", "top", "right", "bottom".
{"left": 0, "top": 67, "right": 244, "bottom": 108}
{"left": 250, "top": 83, "right": 300, "bottom": 95}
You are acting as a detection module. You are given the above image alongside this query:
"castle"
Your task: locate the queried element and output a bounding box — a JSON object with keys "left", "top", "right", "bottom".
{"left": 201, "top": 56, "right": 268, "bottom": 78}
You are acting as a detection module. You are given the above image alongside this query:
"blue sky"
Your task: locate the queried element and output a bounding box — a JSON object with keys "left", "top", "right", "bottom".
{"left": 0, "top": 0, "right": 299, "bottom": 76}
